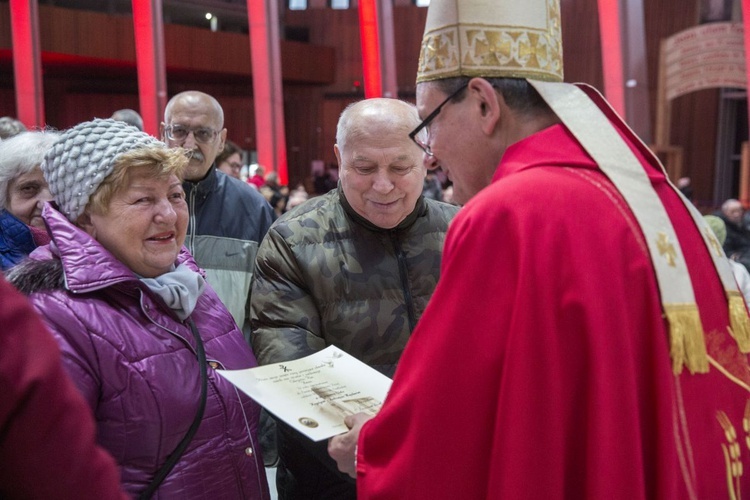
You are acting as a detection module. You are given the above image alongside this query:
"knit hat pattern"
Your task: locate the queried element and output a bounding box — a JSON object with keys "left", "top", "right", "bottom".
{"left": 42, "top": 118, "right": 163, "bottom": 221}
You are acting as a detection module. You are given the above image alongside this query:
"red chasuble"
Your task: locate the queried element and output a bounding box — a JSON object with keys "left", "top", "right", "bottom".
{"left": 356, "top": 98, "right": 750, "bottom": 498}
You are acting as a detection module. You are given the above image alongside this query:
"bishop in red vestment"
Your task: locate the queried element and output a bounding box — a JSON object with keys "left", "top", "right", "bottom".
{"left": 328, "top": 1, "right": 750, "bottom": 497}
{"left": 354, "top": 91, "right": 750, "bottom": 498}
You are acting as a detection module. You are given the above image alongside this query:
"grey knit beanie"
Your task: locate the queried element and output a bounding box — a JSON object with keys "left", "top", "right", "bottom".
{"left": 41, "top": 118, "right": 163, "bottom": 221}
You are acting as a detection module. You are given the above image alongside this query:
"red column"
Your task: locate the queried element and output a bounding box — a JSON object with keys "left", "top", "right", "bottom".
{"left": 597, "top": 0, "right": 626, "bottom": 117}
{"left": 131, "top": 0, "right": 167, "bottom": 136}
{"left": 358, "top": 0, "right": 382, "bottom": 98}
{"left": 247, "top": 0, "right": 288, "bottom": 185}
{"left": 620, "top": 0, "right": 651, "bottom": 142}
{"left": 377, "top": 0, "right": 398, "bottom": 98}
{"left": 10, "top": 0, "right": 45, "bottom": 127}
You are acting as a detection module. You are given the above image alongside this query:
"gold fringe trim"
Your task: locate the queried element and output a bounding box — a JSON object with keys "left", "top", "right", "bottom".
{"left": 664, "top": 304, "right": 708, "bottom": 375}
{"left": 728, "top": 291, "right": 750, "bottom": 353}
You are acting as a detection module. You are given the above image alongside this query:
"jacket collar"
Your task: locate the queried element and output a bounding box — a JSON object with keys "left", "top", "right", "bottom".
{"left": 0, "top": 209, "right": 35, "bottom": 257}
{"left": 494, "top": 124, "right": 597, "bottom": 182}
{"left": 1, "top": 209, "right": 33, "bottom": 242}
{"left": 182, "top": 164, "right": 218, "bottom": 199}
{"left": 40, "top": 203, "right": 202, "bottom": 294}
{"left": 338, "top": 184, "right": 427, "bottom": 233}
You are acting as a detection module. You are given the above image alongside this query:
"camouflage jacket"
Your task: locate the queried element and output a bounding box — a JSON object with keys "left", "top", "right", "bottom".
{"left": 250, "top": 186, "right": 459, "bottom": 377}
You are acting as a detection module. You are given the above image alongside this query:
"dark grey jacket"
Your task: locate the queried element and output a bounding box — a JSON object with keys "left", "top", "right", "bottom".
{"left": 183, "top": 166, "right": 274, "bottom": 329}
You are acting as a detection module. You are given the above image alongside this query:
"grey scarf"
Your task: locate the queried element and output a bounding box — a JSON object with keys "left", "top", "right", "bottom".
{"left": 140, "top": 263, "right": 206, "bottom": 320}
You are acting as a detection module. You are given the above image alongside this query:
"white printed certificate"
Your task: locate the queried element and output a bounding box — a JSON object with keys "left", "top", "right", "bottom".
{"left": 217, "top": 346, "right": 392, "bottom": 441}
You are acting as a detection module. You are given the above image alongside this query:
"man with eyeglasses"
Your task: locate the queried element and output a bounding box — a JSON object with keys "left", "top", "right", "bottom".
{"left": 328, "top": 0, "right": 750, "bottom": 498}
{"left": 161, "top": 91, "right": 274, "bottom": 335}
{"left": 251, "top": 98, "right": 458, "bottom": 500}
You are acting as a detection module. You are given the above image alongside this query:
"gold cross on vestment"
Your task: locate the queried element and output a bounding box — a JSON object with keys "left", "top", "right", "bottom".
{"left": 656, "top": 232, "right": 677, "bottom": 267}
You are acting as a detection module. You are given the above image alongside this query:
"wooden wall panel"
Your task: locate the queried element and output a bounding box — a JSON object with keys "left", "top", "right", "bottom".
{"left": 286, "top": 8, "right": 362, "bottom": 93}
{"left": 644, "top": 0, "right": 718, "bottom": 206}
{"left": 39, "top": 7, "right": 136, "bottom": 61}
{"left": 164, "top": 25, "right": 246, "bottom": 75}
{"left": 0, "top": 88, "right": 16, "bottom": 118}
{"left": 670, "top": 90, "right": 721, "bottom": 206}
{"left": 0, "top": 4, "right": 10, "bottom": 48}
{"left": 57, "top": 93, "right": 141, "bottom": 128}
{"left": 220, "top": 95, "right": 256, "bottom": 153}
{"left": 282, "top": 41, "right": 336, "bottom": 83}
{"left": 392, "top": 5, "right": 427, "bottom": 95}
{"left": 285, "top": 2, "right": 605, "bottom": 94}
{"left": 283, "top": 86, "right": 322, "bottom": 187}
{"left": 0, "top": 5, "right": 335, "bottom": 84}
{"left": 560, "top": 0, "right": 603, "bottom": 88}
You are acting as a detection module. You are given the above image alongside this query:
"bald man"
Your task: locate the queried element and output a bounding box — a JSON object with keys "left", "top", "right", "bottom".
{"left": 161, "top": 91, "right": 274, "bottom": 333}
{"left": 250, "top": 98, "right": 459, "bottom": 500}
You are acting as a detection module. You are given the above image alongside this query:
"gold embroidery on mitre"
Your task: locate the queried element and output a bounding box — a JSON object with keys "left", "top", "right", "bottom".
{"left": 718, "top": 410, "right": 743, "bottom": 499}
{"left": 416, "top": 0, "right": 563, "bottom": 83}
{"left": 728, "top": 292, "right": 750, "bottom": 353}
{"left": 657, "top": 232, "right": 677, "bottom": 267}
{"left": 465, "top": 29, "right": 514, "bottom": 68}
{"left": 665, "top": 303, "right": 708, "bottom": 374}
{"left": 418, "top": 28, "right": 461, "bottom": 77}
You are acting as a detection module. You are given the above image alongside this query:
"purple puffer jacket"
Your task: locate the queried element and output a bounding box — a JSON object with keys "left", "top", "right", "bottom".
{"left": 18, "top": 205, "right": 270, "bottom": 499}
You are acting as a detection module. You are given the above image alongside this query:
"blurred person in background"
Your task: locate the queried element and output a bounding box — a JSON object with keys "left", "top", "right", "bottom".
{"left": 260, "top": 171, "right": 289, "bottom": 218}
{"left": 216, "top": 139, "right": 244, "bottom": 180}
{"left": 248, "top": 164, "right": 266, "bottom": 190}
{"left": 312, "top": 163, "right": 337, "bottom": 195}
{"left": 111, "top": 108, "right": 144, "bottom": 131}
{"left": 676, "top": 176, "right": 693, "bottom": 202}
{"left": 0, "top": 116, "right": 26, "bottom": 140}
{"left": 285, "top": 184, "right": 309, "bottom": 211}
{"left": 705, "top": 215, "right": 750, "bottom": 305}
{"left": 0, "top": 130, "right": 59, "bottom": 270}
{"left": 421, "top": 170, "right": 443, "bottom": 201}
{"left": 719, "top": 198, "right": 750, "bottom": 271}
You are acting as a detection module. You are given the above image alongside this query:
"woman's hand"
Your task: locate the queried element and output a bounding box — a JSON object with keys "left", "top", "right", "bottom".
{"left": 328, "top": 412, "right": 373, "bottom": 478}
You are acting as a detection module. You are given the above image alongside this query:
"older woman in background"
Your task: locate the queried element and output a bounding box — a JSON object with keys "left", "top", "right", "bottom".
{"left": 7, "top": 119, "right": 269, "bottom": 499}
{"left": 0, "top": 131, "right": 58, "bottom": 270}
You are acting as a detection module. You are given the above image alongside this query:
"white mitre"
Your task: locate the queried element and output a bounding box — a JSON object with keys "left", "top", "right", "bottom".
{"left": 417, "top": 0, "right": 563, "bottom": 83}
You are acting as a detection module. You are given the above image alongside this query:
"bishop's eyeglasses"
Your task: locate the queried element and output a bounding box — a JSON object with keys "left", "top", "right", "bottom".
{"left": 408, "top": 83, "right": 468, "bottom": 156}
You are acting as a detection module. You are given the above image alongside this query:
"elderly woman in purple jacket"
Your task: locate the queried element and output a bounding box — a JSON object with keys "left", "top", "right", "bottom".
{"left": 7, "top": 119, "right": 269, "bottom": 500}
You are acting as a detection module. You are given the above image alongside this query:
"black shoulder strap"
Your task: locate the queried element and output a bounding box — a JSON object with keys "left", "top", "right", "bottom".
{"left": 139, "top": 318, "right": 208, "bottom": 499}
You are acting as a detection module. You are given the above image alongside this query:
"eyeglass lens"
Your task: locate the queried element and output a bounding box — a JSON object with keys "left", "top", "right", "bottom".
{"left": 167, "top": 125, "right": 217, "bottom": 144}
{"left": 410, "top": 83, "right": 468, "bottom": 155}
